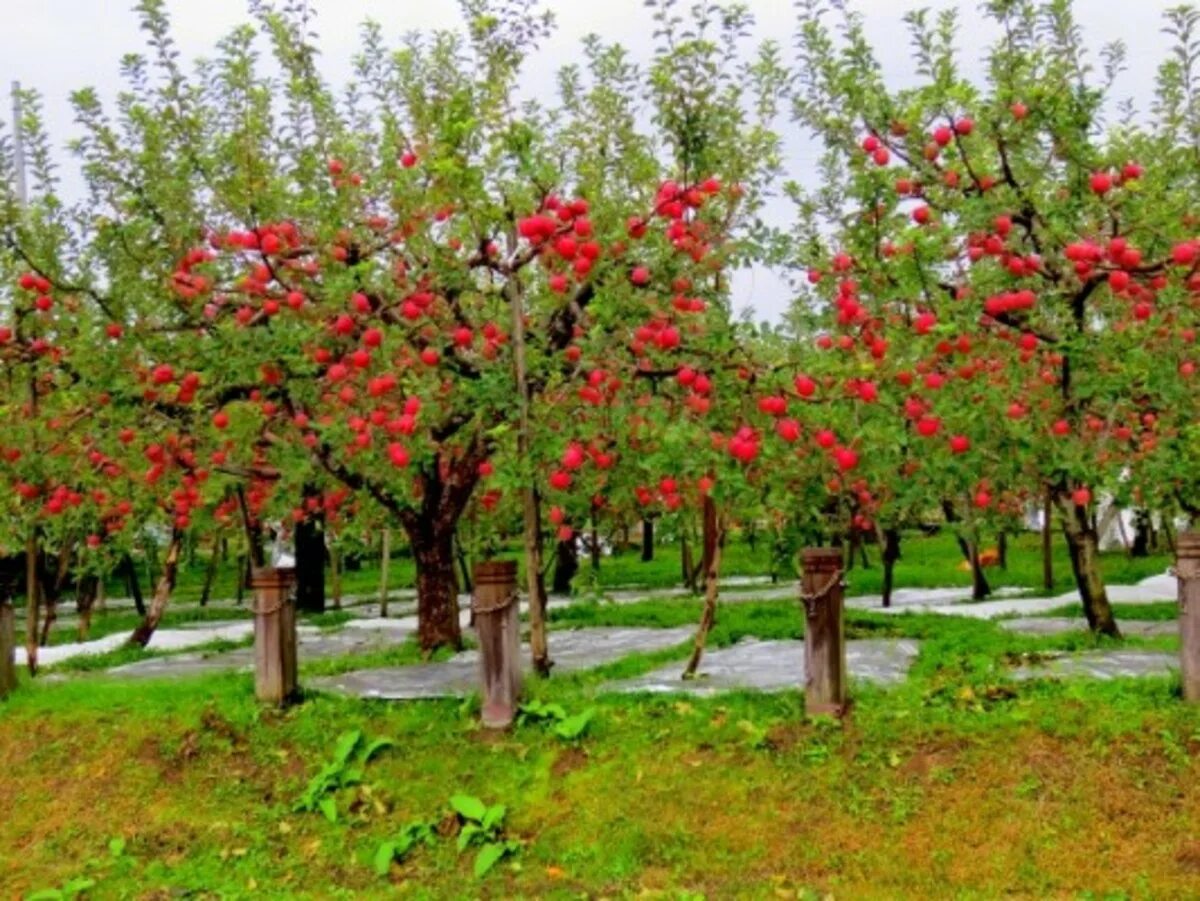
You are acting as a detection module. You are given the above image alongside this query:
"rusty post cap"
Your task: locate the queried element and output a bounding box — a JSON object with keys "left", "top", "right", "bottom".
{"left": 249, "top": 567, "right": 297, "bottom": 589}
{"left": 473, "top": 560, "right": 518, "bottom": 583}
{"left": 801, "top": 547, "right": 844, "bottom": 572}
{"left": 1178, "top": 532, "right": 1200, "bottom": 559}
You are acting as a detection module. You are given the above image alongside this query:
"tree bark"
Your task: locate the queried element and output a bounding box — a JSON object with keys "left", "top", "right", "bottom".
{"left": 641, "top": 517, "right": 655, "bottom": 562}
{"left": 454, "top": 532, "right": 473, "bottom": 595}
{"left": 403, "top": 520, "right": 463, "bottom": 652}
{"left": 0, "top": 600, "right": 15, "bottom": 698}
{"left": 589, "top": 511, "right": 601, "bottom": 572}
{"left": 38, "top": 540, "right": 73, "bottom": 647}
{"left": 1042, "top": 488, "right": 1055, "bottom": 592}
{"left": 294, "top": 505, "right": 326, "bottom": 614}
{"left": 129, "top": 531, "right": 183, "bottom": 647}
{"left": 24, "top": 534, "right": 39, "bottom": 676}
{"left": 120, "top": 553, "right": 146, "bottom": 617}
{"left": 1058, "top": 498, "right": 1121, "bottom": 637}
{"left": 329, "top": 542, "right": 342, "bottom": 609}
{"left": 1131, "top": 510, "right": 1152, "bottom": 558}
{"left": 880, "top": 527, "right": 901, "bottom": 608}
{"left": 552, "top": 535, "right": 578, "bottom": 595}
{"left": 378, "top": 528, "right": 391, "bottom": 618}
{"left": 683, "top": 495, "right": 722, "bottom": 678}
{"left": 681, "top": 528, "right": 695, "bottom": 592}
{"left": 199, "top": 532, "right": 221, "bottom": 607}
{"left": 942, "top": 501, "right": 990, "bottom": 599}
{"left": 76, "top": 574, "right": 99, "bottom": 642}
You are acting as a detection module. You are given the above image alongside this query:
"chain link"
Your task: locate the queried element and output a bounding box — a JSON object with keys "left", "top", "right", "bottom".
{"left": 799, "top": 572, "right": 845, "bottom": 617}
{"left": 472, "top": 588, "right": 519, "bottom": 615}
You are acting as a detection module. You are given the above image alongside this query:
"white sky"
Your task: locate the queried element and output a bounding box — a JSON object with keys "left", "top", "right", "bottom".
{"left": 0, "top": 0, "right": 1180, "bottom": 322}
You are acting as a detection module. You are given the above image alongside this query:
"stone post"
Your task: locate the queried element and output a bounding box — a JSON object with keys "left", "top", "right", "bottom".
{"left": 472, "top": 561, "right": 521, "bottom": 729}
{"left": 801, "top": 547, "right": 847, "bottom": 716}
{"left": 0, "top": 601, "right": 15, "bottom": 699}
{"left": 1178, "top": 533, "right": 1200, "bottom": 703}
{"left": 251, "top": 567, "right": 298, "bottom": 706}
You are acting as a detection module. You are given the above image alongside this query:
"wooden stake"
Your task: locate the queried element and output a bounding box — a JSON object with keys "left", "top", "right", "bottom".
{"left": 251, "top": 567, "right": 298, "bottom": 706}
{"left": 24, "top": 534, "right": 38, "bottom": 676}
{"left": 1178, "top": 533, "right": 1200, "bottom": 703}
{"left": 473, "top": 561, "right": 521, "bottom": 729}
{"left": 379, "top": 529, "right": 391, "bottom": 618}
{"left": 0, "top": 601, "right": 16, "bottom": 699}
{"left": 801, "top": 547, "right": 847, "bottom": 717}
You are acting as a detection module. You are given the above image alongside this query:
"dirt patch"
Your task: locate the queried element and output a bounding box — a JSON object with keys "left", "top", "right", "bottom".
{"left": 551, "top": 746, "right": 588, "bottom": 778}
{"left": 1175, "top": 841, "right": 1200, "bottom": 873}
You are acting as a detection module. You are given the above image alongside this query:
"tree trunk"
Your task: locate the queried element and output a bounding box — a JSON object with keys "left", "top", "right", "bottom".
{"left": 1131, "top": 510, "right": 1152, "bottom": 558}
{"left": 641, "top": 517, "right": 655, "bottom": 562}
{"left": 683, "top": 495, "right": 722, "bottom": 678}
{"left": 942, "top": 501, "right": 990, "bottom": 599}
{"left": 405, "top": 522, "right": 463, "bottom": 652}
{"left": 76, "top": 574, "right": 99, "bottom": 642}
{"left": 330, "top": 544, "right": 342, "bottom": 609}
{"left": 129, "top": 532, "right": 183, "bottom": 647}
{"left": 880, "top": 527, "right": 901, "bottom": 609}
{"left": 38, "top": 541, "right": 73, "bottom": 647}
{"left": 235, "top": 554, "right": 247, "bottom": 605}
{"left": 1059, "top": 498, "right": 1121, "bottom": 637}
{"left": 681, "top": 529, "right": 695, "bottom": 592}
{"left": 454, "top": 532, "right": 473, "bottom": 595}
{"left": 24, "top": 534, "right": 39, "bottom": 676}
{"left": 1042, "top": 488, "right": 1055, "bottom": 592}
{"left": 199, "top": 533, "right": 221, "bottom": 607}
{"left": 0, "top": 600, "right": 15, "bottom": 698}
{"left": 552, "top": 535, "right": 578, "bottom": 595}
{"left": 521, "top": 486, "right": 551, "bottom": 675}
{"left": 120, "top": 553, "right": 146, "bottom": 617}
{"left": 589, "top": 511, "right": 601, "bottom": 572}
{"left": 378, "top": 529, "right": 391, "bottom": 618}
{"left": 294, "top": 508, "right": 326, "bottom": 614}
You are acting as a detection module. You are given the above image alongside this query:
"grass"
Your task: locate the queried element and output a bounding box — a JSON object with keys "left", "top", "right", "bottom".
{"left": 1, "top": 654, "right": 1198, "bottom": 897}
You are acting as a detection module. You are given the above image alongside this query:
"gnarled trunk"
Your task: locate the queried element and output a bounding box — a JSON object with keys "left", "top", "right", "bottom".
{"left": 129, "top": 531, "right": 183, "bottom": 647}
{"left": 942, "top": 501, "right": 990, "bottom": 599}
{"left": 1059, "top": 498, "right": 1120, "bottom": 637}
{"left": 120, "top": 553, "right": 146, "bottom": 617}
{"left": 76, "top": 574, "right": 99, "bottom": 641}
{"left": 38, "top": 540, "right": 74, "bottom": 647}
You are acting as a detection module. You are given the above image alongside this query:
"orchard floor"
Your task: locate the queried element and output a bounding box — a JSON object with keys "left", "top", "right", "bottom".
{"left": 3, "top": 565, "right": 1199, "bottom": 898}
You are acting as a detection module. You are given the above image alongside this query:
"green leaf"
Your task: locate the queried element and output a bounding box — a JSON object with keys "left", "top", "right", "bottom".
{"left": 457, "top": 823, "right": 481, "bottom": 852}
{"left": 358, "top": 737, "right": 395, "bottom": 764}
{"left": 373, "top": 841, "right": 396, "bottom": 876}
{"left": 26, "top": 890, "right": 64, "bottom": 901}
{"left": 63, "top": 878, "right": 96, "bottom": 899}
{"left": 318, "top": 797, "right": 338, "bottom": 823}
{"left": 474, "top": 842, "right": 508, "bottom": 878}
{"left": 450, "top": 793, "right": 487, "bottom": 822}
{"left": 333, "top": 730, "right": 363, "bottom": 765}
{"left": 481, "top": 804, "right": 507, "bottom": 832}
{"left": 553, "top": 708, "right": 596, "bottom": 740}
{"left": 108, "top": 836, "right": 126, "bottom": 858}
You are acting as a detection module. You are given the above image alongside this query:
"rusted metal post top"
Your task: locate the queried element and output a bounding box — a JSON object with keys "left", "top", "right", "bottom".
{"left": 249, "top": 567, "right": 296, "bottom": 590}
{"left": 802, "top": 547, "right": 844, "bottom": 572}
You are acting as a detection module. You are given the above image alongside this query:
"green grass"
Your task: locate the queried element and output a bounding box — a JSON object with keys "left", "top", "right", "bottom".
{"left": 2, "top": 643, "right": 1197, "bottom": 897}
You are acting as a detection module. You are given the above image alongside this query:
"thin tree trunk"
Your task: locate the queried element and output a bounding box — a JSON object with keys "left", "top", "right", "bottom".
{"left": 681, "top": 529, "right": 695, "bottom": 591}
{"left": 24, "top": 533, "right": 39, "bottom": 676}
{"left": 508, "top": 277, "right": 551, "bottom": 675}
{"left": 454, "top": 532, "right": 473, "bottom": 595}
{"left": 1042, "top": 488, "right": 1054, "bottom": 592}
{"left": 199, "top": 532, "right": 221, "bottom": 607}
{"left": 38, "top": 541, "right": 73, "bottom": 647}
{"left": 330, "top": 543, "right": 342, "bottom": 610}
{"left": 551, "top": 536, "right": 578, "bottom": 595}
{"left": 378, "top": 529, "right": 391, "bottom": 618}
{"left": 120, "top": 553, "right": 145, "bottom": 617}
{"left": 1131, "top": 510, "right": 1152, "bottom": 558}
{"left": 1059, "top": 496, "right": 1120, "bottom": 637}
{"left": 294, "top": 496, "right": 326, "bottom": 614}
{"left": 880, "top": 527, "right": 901, "bottom": 609}
{"left": 235, "top": 554, "right": 247, "bottom": 605}
{"left": 76, "top": 574, "right": 99, "bottom": 641}
{"left": 641, "top": 517, "right": 655, "bottom": 562}
{"left": 942, "top": 501, "right": 990, "bottom": 599}
{"left": 683, "top": 495, "right": 722, "bottom": 678}
{"left": 129, "top": 531, "right": 183, "bottom": 647}
{"left": 589, "top": 510, "right": 601, "bottom": 572}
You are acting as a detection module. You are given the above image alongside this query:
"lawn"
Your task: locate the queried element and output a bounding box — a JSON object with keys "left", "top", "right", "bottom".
{"left": 1, "top": 588, "right": 1197, "bottom": 897}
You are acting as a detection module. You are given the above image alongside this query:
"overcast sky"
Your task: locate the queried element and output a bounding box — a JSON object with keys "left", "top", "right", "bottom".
{"left": 0, "top": 0, "right": 1182, "bottom": 322}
